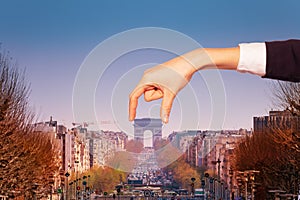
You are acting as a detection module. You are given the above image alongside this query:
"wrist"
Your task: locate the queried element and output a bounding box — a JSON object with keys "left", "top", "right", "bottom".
{"left": 163, "top": 55, "right": 198, "bottom": 81}
{"left": 203, "top": 47, "right": 240, "bottom": 70}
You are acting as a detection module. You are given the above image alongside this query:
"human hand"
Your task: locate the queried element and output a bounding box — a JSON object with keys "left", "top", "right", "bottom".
{"left": 128, "top": 47, "right": 240, "bottom": 123}
{"left": 129, "top": 56, "right": 197, "bottom": 123}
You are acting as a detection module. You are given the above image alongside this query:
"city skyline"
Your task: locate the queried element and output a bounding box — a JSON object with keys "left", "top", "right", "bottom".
{"left": 1, "top": 1, "right": 300, "bottom": 137}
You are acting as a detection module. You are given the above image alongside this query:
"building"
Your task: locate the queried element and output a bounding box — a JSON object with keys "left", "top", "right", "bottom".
{"left": 88, "top": 130, "right": 128, "bottom": 167}
{"left": 167, "top": 130, "right": 201, "bottom": 152}
{"left": 32, "top": 118, "right": 64, "bottom": 195}
{"left": 253, "top": 110, "right": 300, "bottom": 133}
{"left": 169, "top": 129, "right": 249, "bottom": 186}
{"left": 201, "top": 130, "right": 248, "bottom": 180}
{"left": 71, "top": 127, "right": 90, "bottom": 173}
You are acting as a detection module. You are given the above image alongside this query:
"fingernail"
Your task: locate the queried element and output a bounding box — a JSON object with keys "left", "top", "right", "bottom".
{"left": 163, "top": 115, "right": 168, "bottom": 123}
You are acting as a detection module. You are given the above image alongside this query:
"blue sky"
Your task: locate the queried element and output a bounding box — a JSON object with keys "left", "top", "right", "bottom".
{"left": 1, "top": 0, "right": 300, "bottom": 136}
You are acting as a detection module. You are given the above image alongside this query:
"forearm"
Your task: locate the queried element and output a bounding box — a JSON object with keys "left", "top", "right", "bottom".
{"left": 201, "top": 47, "right": 240, "bottom": 70}
{"left": 177, "top": 43, "right": 268, "bottom": 78}
{"left": 167, "top": 47, "right": 240, "bottom": 79}
{"left": 188, "top": 40, "right": 300, "bottom": 82}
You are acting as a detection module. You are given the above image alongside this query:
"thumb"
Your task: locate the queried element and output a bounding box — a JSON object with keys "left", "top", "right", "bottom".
{"left": 161, "top": 90, "right": 175, "bottom": 123}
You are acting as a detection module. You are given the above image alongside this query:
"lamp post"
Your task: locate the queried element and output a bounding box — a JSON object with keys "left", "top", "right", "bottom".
{"left": 87, "top": 175, "right": 91, "bottom": 199}
{"left": 65, "top": 172, "right": 70, "bottom": 200}
{"left": 209, "top": 177, "right": 214, "bottom": 200}
{"left": 214, "top": 179, "right": 218, "bottom": 199}
{"left": 69, "top": 181, "right": 73, "bottom": 200}
{"left": 74, "top": 180, "right": 77, "bottom": 199}
{"left": 191, "top": 177, "right": 196, "bottom": 196}
{"left": 217, "top": 159, "right": 221, "bottom": 181}
{"left": 229, "top": 169, "right": 234, "bottom": 200}
{"left": 237, "top": 171, "right": 247, "bottom": 199}
{"left": 211, "top": 159, "right": 221, "bottom": 199}
{"left": 78, "top": 177, "right": 82, "bottom": 198}
{"left": 248, "top": 170, "right": 260, "bottom": 200}
{"left": 241, "top": 172, "right": 248, "bottom": 200}
{"left": 204, "top": 173, "right": 209, "bottom": 196}
{"left": 75, "top": 160, "right": 79, "bottom": 200}
{"left": 238, "top": 170, "right": 260, "bottom": 200}
{"left": 83, "top": 175, "right": 87, "bottom": 199}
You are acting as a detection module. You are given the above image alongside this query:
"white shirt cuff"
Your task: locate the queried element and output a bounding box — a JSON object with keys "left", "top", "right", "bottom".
{"left": 237, "top": 42, "right": 266, "bottom": 76}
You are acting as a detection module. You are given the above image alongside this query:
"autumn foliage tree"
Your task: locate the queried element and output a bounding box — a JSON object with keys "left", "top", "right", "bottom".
{"left": 125, "top": 139, "right": 144, "bottom": 153}
{"left": 272, "top": 81, "right": 300, "bottom": 193}
{"left": 155, "top": 139, "right": 184, "bottom": 169}
{"left": 233, "top": 132, "right": 291, "bottom": 199}
{"left": 0, "top": 50, "right": 60, "bottom": 198}
{"left": 80, "top": 166, "right": 127, "bottom": 194}
{"left": 105, "top": 139, "right": 144, "bottom": 172}
{"left": 233, "top": 81, "right": 300, "bottom": 198}
{"left": 164, "top": 156, "right": 201, "bottom": 190}
{"left": 272, "top": 81, "right": 300, "bottom": 167}
{"left": 107, "top": 151, "right": 137, "bottom": 172}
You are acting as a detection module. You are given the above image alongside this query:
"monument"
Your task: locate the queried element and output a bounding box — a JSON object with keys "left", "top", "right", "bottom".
{"left": 133, "top": 118, "right": 162, "bottom": 147}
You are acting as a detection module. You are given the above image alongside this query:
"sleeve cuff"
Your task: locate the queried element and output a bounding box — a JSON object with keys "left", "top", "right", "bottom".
{"left": 237, "top": 42, "right": 266, "bottom": 76}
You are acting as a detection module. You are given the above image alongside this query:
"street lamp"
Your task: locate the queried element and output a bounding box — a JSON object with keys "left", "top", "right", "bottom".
{"left": 82, "top": 176, "right": 88, "bottom": 199}
{"left": 229, "top": 168, "right": 234, "bottom": 200}
{"left": 69, "top": 181, "right": 73, "bottom": 200}
{"left": 211, "top": 159, "right": 221, "bottom": 180}
{"left": 248, "top": 170, "right": 260, "bottom": 200}
{"left": 244, "top": 172, "right": 249, "bottom": 199}
{"left": 238, "top": 170, "right": 260, "bottom": 200}
{"left": 73, "top": 180, "right": 77, "bottom": 199}
{"left": 75, "top": 160, "right": 79, "bottom": 199}
{"left": 217, "top": 159, "right": 221, "bottom": 181}
{"left": 191, "top": 177, "right": 196, "bottom": 196}
{"left": 211, "top": 159, "right": 221, "bottom": 199}
{"left": 65, "top": 172, "right": 70, "bottom": 200}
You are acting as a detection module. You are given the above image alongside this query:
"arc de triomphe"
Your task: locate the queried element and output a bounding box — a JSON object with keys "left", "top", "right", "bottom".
{"left": 133, "top": 118, "right": 162, "bottom": 147}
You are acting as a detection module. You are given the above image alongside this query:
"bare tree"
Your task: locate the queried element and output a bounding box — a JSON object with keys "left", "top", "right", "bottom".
{"left": 0, "top": 49, "right": 60, "bottom": 198}
{"left": 0, "top": 49, "right": 33, "bottom": 197}
{"left": 271, "top": 81, "right": 300, "bottom": 193}
{"left": 232, "top": 81, "right": 300, "bottom": 198}
{"left": 272, "top": 81, "right": 300, "bottom": 115}
{"left": 233, "top": 132, "right": 295, "bottom": 199}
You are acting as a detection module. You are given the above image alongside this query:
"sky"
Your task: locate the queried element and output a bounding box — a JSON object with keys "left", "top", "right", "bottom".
{"left": 1, "top": 0, "right": 300, "bottom": 139}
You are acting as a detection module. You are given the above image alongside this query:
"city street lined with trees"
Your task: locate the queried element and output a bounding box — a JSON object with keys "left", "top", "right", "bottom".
{"left": 0, "top": 48, "right": 299, "bottom": 199}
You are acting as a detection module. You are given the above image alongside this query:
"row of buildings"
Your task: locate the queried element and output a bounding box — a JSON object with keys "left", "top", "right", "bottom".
{"left": 33, "top": 117, "right": 128, "bottom": 191}
{"left": 166, "top": 109, "right": 300, "bottom": 180}
{"left": 167, "top": 129, "right": 250, "bottom": 189}
{"left": 253, "top": 109, "right": 300, "bottom": 133}
{"left": 165, "top": 109, "right": 300, "bottom": 198}
{"left": 31, "top": 109, "right": 300, "bottom": 196}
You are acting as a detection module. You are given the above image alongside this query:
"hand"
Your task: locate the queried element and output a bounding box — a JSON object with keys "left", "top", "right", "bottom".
{"left": 128, "top": 47, "right": 240, "bottom": 123}
{"left": 129, "top": 56, "right": 197, "bottom": 123}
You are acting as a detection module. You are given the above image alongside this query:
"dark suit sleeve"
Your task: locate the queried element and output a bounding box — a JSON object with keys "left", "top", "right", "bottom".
{"left": 263, "top": 39, "right": 300, "bottom": 82}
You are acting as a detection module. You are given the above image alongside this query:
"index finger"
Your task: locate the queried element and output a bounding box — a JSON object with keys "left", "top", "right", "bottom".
{"left": 129, "top": 86, "right": 146, "bottom": 121}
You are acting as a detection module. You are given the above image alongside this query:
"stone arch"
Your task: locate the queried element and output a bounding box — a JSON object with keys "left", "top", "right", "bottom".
{"left": 133, "top": 118, "right": 162, "bottom": 147}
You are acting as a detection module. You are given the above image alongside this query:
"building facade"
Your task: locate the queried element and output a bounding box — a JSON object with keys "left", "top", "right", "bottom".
{"left": 253, "top": 110, "right": 300, "bottom": 133}
{"left": 168, "top": 129, "right": 249, "bottom": 193}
